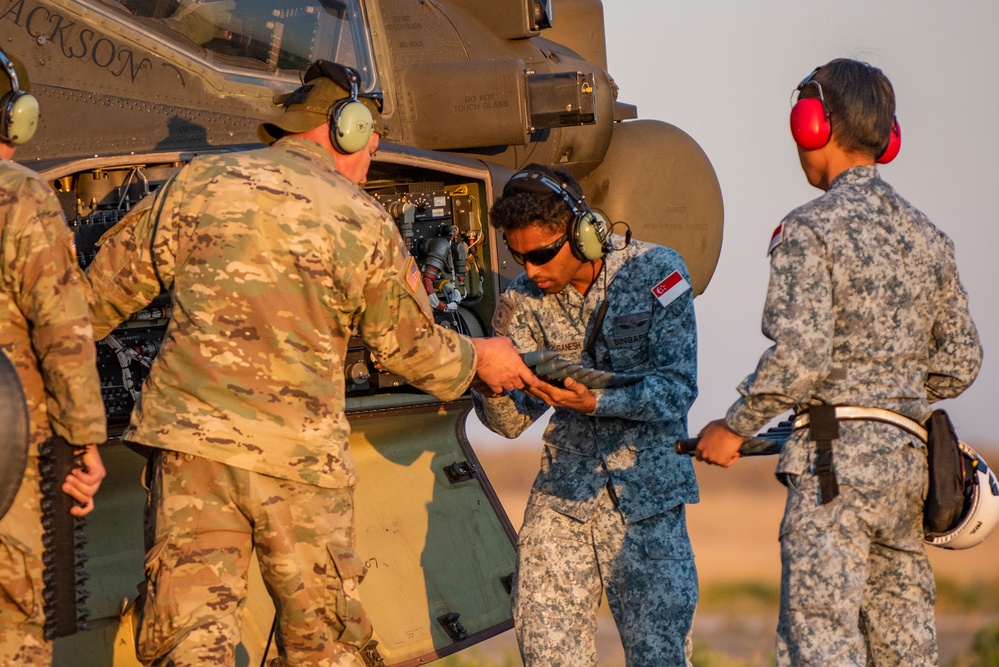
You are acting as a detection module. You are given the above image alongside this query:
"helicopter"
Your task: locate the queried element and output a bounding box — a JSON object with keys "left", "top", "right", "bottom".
{"left": 4, "top": 0, "right": 724, "bottom": 664}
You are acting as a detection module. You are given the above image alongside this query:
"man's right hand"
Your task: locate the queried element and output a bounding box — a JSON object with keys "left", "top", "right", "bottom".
{"left": 694, "top": 419, "right": 746, "bottom": 468}
{"left": 472, "top": 337, "right": 540, "bottom": 395}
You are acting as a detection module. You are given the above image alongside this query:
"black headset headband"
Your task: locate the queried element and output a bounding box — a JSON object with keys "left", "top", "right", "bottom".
{"left": 0, "top": 50, "right": 21, "bottom": 97}
{"left": 503, "top": 167, "right": 589, "bottom": 219}
{"left": 305, "top": 61, "right": 357, "bottom": 95}
{"left": 301, "top": 61, "right": 383, "bottom": 112}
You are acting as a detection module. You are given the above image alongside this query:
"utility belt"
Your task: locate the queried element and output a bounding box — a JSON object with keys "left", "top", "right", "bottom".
{"left": 676, "top": 405, "right": 996, "bottom": 549}
{"left": 792, "top": 405, "right": 927, "bottom": 505}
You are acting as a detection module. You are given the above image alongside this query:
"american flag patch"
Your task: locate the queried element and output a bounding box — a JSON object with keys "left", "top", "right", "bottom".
{"left": 404, "top": 257, "right": 422, "bottom": 294}
{"left": 652, "top": 270, "right": 691, "bottom": 307}
{"left": 768, "top": 222, "right": 784, "bottom": 255}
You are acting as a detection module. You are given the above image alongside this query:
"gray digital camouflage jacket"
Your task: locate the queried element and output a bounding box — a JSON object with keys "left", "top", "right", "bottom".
{"left": 725, "top": 165, "right": 982, "bottom": 480}
{"left": 474, "top": 238, "right": 699, "bottom": 523}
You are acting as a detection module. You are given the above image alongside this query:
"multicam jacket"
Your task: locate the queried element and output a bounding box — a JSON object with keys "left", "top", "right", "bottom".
{"left": 87, "top": 136, "right": 475, "bottom": 488}
{"left": 0, "top": 159, "right": 107, "bottom": 453}
{"left": 474, "top": 238, "right": 699, "bottom": 523}
{"left": 725, "top": 165, "right": 982, "bottom": 478}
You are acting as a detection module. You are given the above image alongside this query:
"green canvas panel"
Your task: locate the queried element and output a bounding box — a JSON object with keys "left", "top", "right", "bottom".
{"left": 241, "top": 397, "right": 518, "bottom": 665}
{"left": 52, "top": 397, "right": 517, "bottom": 666}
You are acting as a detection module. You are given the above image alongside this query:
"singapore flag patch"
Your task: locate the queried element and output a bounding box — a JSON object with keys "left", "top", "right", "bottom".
{"left": 768, "top": 221, "right": 785, "bottom": 256}
{"left": 652, "top": 270, "right": 691, "bottom": 307}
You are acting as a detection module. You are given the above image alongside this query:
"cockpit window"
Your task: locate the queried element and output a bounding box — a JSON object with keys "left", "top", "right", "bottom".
{"left": 92, "top": 0, "right": 378, "bottom": 91}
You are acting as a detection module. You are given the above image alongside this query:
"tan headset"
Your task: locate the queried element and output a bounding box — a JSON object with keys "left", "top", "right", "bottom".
{"left": 0, "top": 48, "right": 39, "bottom": 146}
{"left": 330, "top": 67, "right": 373, "bottom": 154}
{"left": 503, "top": 164, "right": 612, "bottom": 261}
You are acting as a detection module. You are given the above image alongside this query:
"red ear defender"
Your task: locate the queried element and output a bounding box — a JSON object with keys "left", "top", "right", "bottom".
{"left": 790, "top": 97, "right": 831, "bottom": 150}
{"left": 876, "top": 117, "right": 901, "bottom": 164}
{"left": 790, "top": 70, "right": 831, "bottom": 151}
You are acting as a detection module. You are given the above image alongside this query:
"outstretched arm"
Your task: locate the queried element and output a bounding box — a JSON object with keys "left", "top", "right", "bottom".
{"left": 472, "top": 336, "right": 539, "bottom": 395}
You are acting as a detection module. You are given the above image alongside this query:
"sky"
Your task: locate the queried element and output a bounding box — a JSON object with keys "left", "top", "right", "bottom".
{"left": 592, "top": 0, "right": 998, "bottom": 446}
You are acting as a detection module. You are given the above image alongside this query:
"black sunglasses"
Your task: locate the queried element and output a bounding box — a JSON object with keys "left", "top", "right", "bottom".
{"left": 507, "top": 233, "right": 568, "bottom": 266}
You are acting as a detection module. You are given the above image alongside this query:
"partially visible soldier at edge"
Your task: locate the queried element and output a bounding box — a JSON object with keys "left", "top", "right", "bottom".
{"left": 85, "top": 60, "right": 538, "bottom": 666}
{"left": 473, "top": 164, "right": 699, "bottom": 666}
{"left": 695, "top": 59, "right": 982, "bottom": 666}
{"left": 0, "top": 48, "right": 108, "bottom": 666}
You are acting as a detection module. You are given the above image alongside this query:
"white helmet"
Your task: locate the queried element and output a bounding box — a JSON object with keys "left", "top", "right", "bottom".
{"left": 926, "top": 442, "right": 999, "bottom": 550}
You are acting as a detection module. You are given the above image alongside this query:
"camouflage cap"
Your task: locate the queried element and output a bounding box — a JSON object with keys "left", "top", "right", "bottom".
{"left": 257, "top": 73, "right": 385, "bottom": 145}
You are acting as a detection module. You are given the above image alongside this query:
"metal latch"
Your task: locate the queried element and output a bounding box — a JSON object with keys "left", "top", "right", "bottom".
{"left": 359, "top": 640, "right": 385, "bottom": 667}
{"left": 437, "top": 612, "right": 468, "bottom": 642}
{"left": 443, "top": 460, "right": 478, "bottom": 484}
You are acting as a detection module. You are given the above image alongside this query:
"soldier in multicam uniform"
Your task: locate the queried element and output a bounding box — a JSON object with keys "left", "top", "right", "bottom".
{"left": 473, "top": 164, "right": 699, "bottom": 667}
{"left": 85, "top": 60, "right": 536, "bottom": 667}
{"left": 695, "top": 59, "right": 982, "bottom": 666}
{"left": 0, "top": 48, "right": 107, "bottom": 667}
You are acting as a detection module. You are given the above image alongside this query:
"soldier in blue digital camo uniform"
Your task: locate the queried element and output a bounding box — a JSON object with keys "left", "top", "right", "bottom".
{"left": 472, "top": 164, "right": 699, "bottom": 666}
{"left": 0, "top": 49, "right": 107, "bottom": 667}
{"left": 85, "top": 60, "right": 535, "bottom": 667}
{"left": 695, "top": 59, "right": 982, "bottom": 666}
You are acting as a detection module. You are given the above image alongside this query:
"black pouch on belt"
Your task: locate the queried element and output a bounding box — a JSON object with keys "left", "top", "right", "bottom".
{"left": 923, "top": 409, "right": 966, "bottom": 536}
{"left": 809, "top": 404, "right": 840, "bottom": 505}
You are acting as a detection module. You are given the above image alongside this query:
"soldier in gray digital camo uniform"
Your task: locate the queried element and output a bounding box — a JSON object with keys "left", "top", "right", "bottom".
{"left": 85, "top": 60, "right": 535, "bottom": 667}
{"left": 0, "top": 49, "right": 107, "bottom": 667}
{"left": 473, "top": 164, "right": 699, "bottom": 667}
{"left": 695, "top": 59, "right": 982, "bottom": 666}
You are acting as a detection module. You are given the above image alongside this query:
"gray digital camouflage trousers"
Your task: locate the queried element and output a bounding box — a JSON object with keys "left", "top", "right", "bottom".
{"left": 513, "top": 488, "right": 696, "bottom": 667}
{"left": 0, "top": 458, "right": 49, "bottom": 667}
{"left": 138, "top": 451, "right": 371, "bottom": 667}
{"left": 776, "top": 442, "right": 937, "bottom": 666}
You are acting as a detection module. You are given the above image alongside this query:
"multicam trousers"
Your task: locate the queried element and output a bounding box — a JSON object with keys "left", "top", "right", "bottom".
{"left": 0, "top": 458, "right": 49, "bottom": 666}
{"left": 513, "top": 488, "right": 697, "bottom": 667}
{"left": 138, "top": 450, "right": 372, "bottom": 667}
{"left": 777, "top": 441, "right": 937, "bottom": 666}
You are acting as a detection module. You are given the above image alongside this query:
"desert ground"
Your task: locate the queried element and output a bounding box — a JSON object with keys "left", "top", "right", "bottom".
{"left": 469, "top": 440, "right": 999, "bottom": 666}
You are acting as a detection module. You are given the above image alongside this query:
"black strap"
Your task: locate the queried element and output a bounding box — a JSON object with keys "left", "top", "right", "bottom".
{"left": 809, "top": 404, "right": 840, "bottom": 504}
{"left": 584, "top": 300, "right": 609, "bottom": 363}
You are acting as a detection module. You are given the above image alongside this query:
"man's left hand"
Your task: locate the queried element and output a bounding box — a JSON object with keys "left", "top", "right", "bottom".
{"left": 61, "top": 445, "right": 107, "bottom": 517}
{"left": 527, "top": 377, "right": 596, "bottom": 414}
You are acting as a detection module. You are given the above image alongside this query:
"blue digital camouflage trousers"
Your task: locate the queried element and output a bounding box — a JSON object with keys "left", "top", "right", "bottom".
{"left": 777, "top": 442, "right": 937, "bottom": 666}
{"left": 138, "top": 450, "right": 371, "bottom": 667}
{"left": 0, "top": 458, "right": 49, "bottom": 667}
{"left": 513, "top": 488, "right": 697, "bottom": 666}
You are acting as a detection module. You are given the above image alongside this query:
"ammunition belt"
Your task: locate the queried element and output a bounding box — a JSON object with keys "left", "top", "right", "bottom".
{"left": 39, "top": 436, "right": 90, "bottom": 639}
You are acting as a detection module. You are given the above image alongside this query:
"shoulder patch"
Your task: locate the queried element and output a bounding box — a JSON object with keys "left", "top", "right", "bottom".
{"left": 768, "top": 221, "right": 784, "bottom": 256}
{"left": 404, "top": 256, "right": 422, "bottom": 294}
{"left": 652, "top": 270, "right": 690, "bottom": 308}
{"left": 492, "top": 293, "right": 515, "bottom": 336}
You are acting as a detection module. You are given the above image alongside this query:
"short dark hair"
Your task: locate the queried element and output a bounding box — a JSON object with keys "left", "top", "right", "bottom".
{"left": 489, "top": 164, "right": 580, "bottom": 236}
{"left": 800, "top": 58, "right": 896, "bottom": 158}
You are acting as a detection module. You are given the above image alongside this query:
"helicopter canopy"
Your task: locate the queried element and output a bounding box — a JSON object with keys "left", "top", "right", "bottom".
{"left": 91, "top": 0, "right": 379, "bottom": 89}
